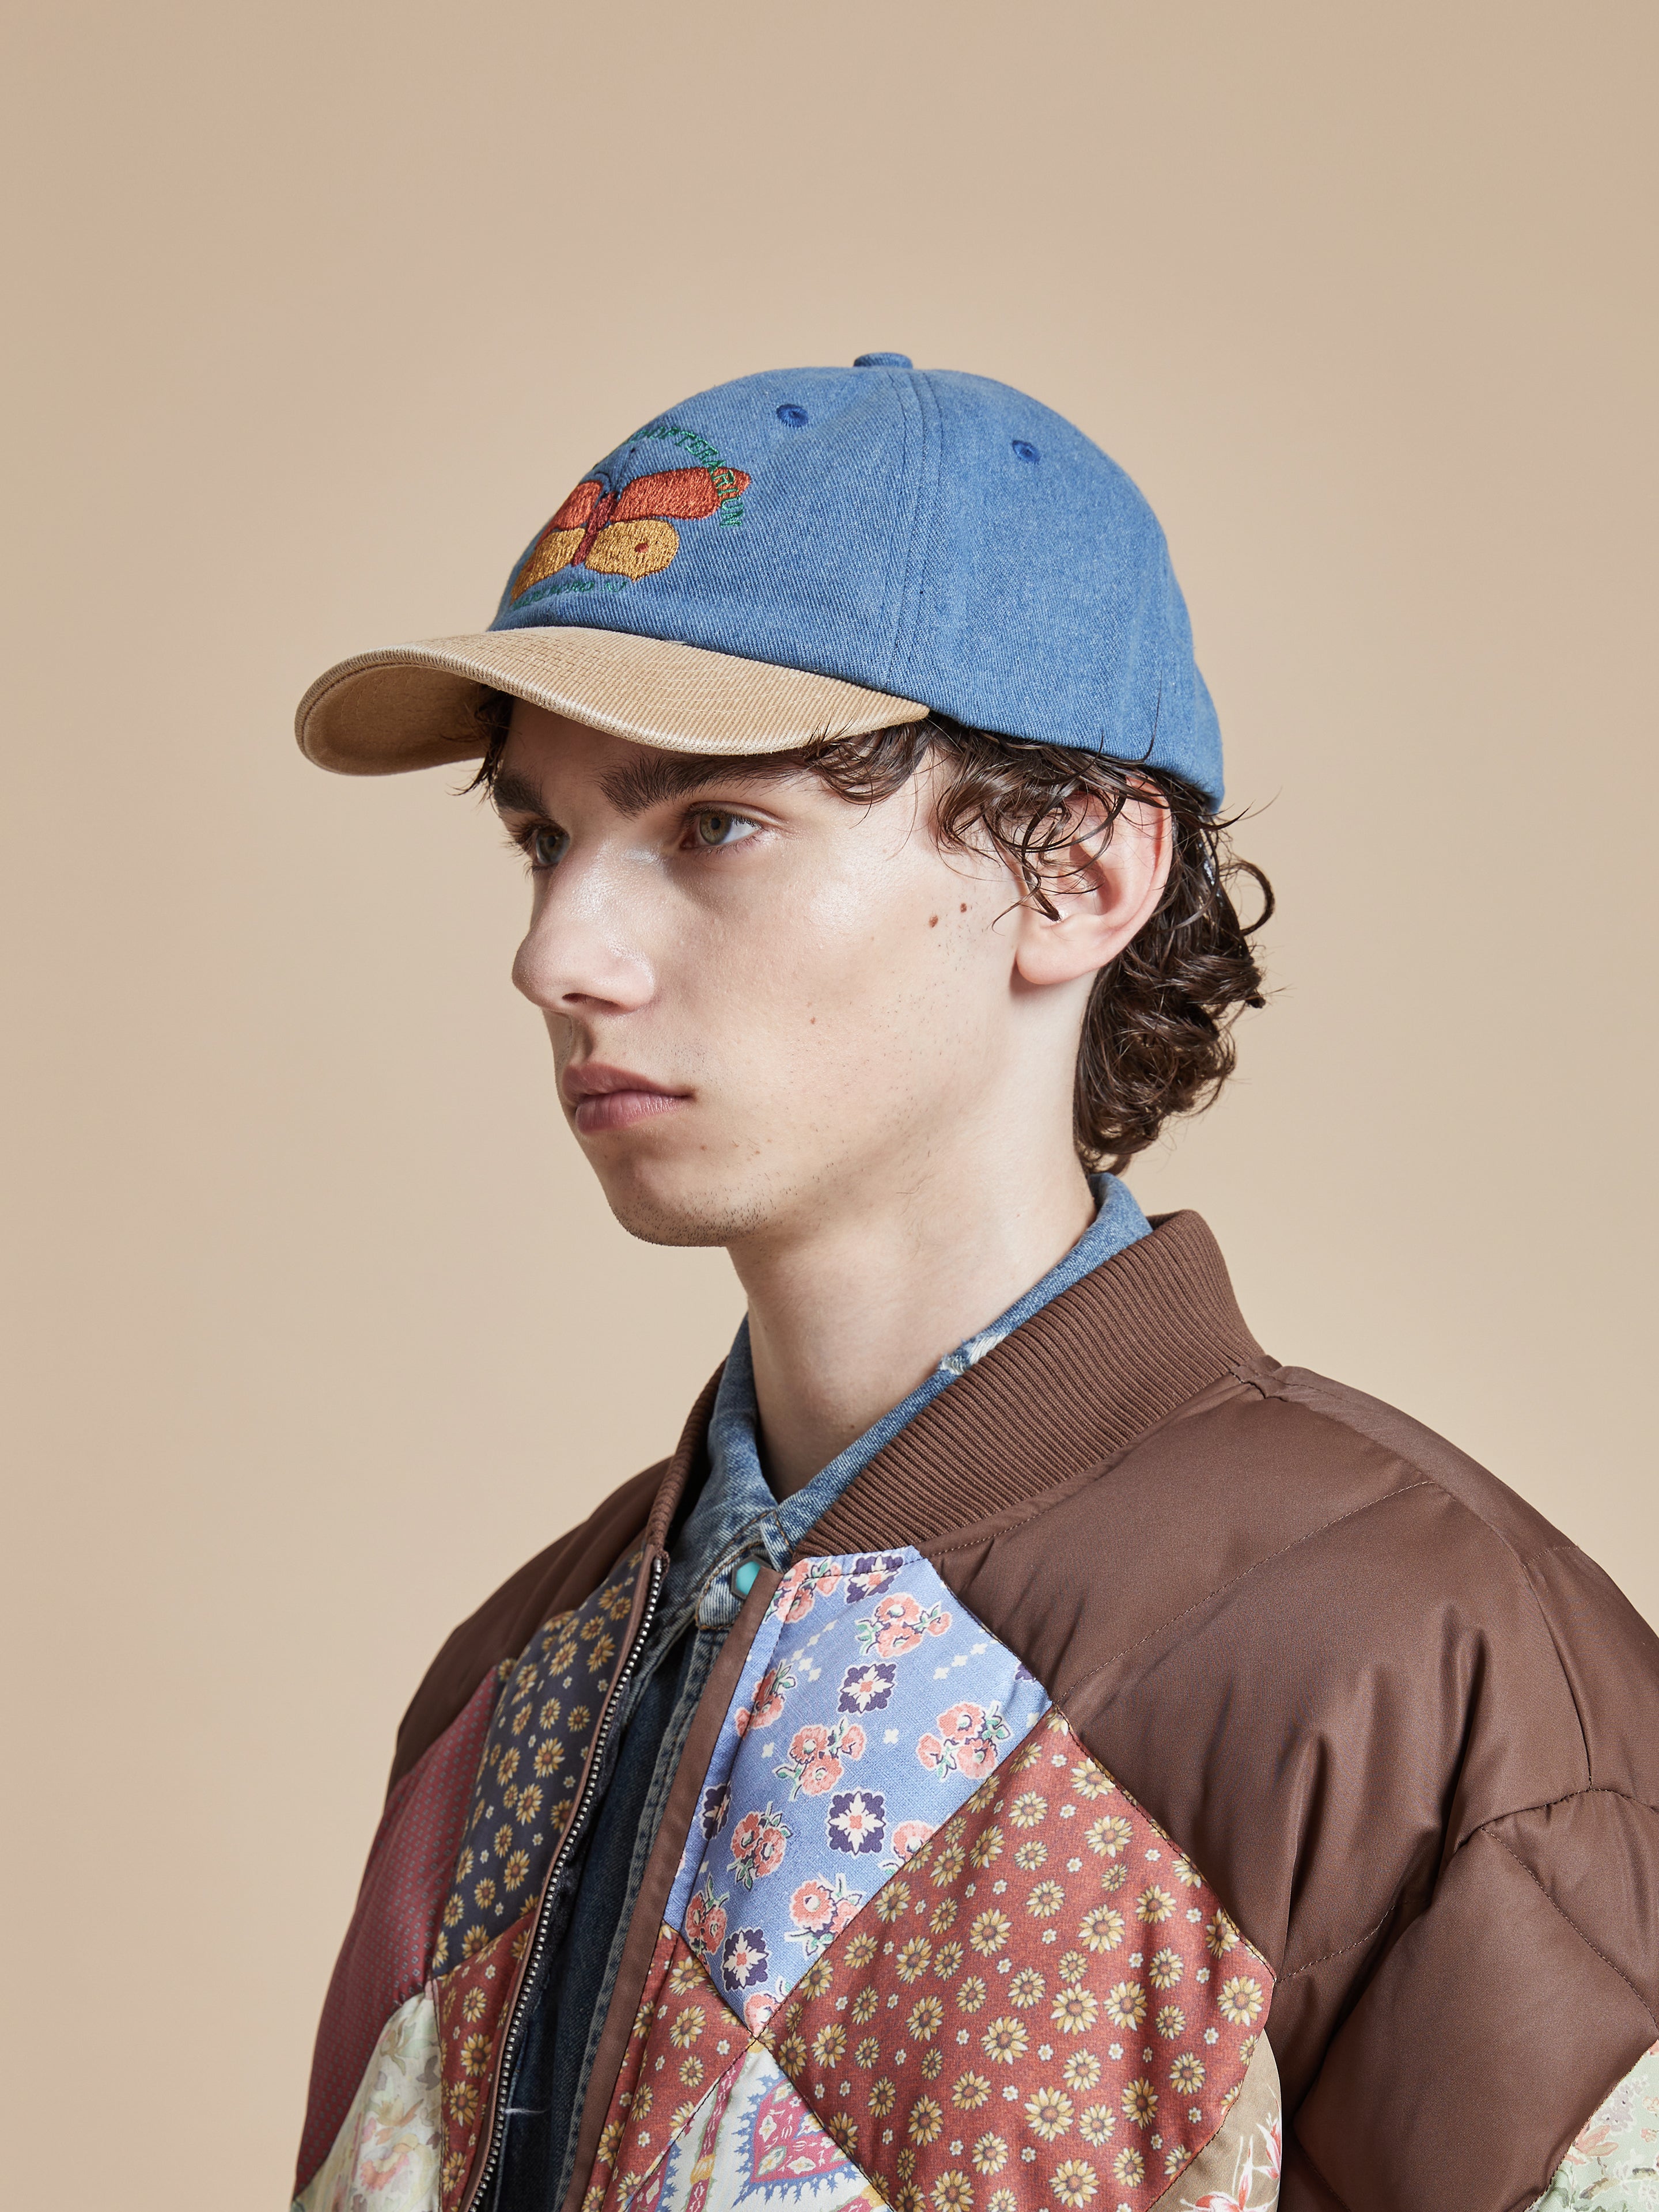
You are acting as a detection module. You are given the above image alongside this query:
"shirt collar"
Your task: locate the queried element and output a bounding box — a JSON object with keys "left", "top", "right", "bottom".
{"left": 658, "top": 1174, "right": 1150, "bottom": 1636}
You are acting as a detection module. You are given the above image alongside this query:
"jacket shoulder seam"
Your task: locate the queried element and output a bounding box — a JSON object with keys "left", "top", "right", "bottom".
{"left": 1476, "top": 1785, "right": 1659, "bottom": 1827}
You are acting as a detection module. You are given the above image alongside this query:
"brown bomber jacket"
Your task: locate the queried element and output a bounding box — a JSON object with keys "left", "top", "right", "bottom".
{"left": 302, "top": 1213, "right": 1659, "bottom": 2212}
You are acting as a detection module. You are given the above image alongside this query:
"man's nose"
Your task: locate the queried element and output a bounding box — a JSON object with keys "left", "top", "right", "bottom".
{"left": 512, "top": 862, "right": 654, "bottom": 1015}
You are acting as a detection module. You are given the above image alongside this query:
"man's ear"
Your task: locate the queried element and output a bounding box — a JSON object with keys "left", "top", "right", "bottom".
{"left": 1010, "top": 788, "right": 1175, "bottom": 989}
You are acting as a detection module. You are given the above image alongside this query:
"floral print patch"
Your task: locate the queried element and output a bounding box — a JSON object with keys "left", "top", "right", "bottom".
{"left": 437, "top": 1909, "right": 534, "bottom": 2211}
{"left": 757, "top": 1714, "right": 1274, "bottom": 2212}
{"left": 295, "top": 1988, "right": 442, "bottom": 2212}
{"left": 435, "top": 1546, "right": 642, "bottom": 1973}
{"left": 664, "top": 1550, "right": 1050, "bottom": 2021}
{"left": 592, "top": 1934, "right": 751, "bottom": 2212}
{"left": 584, "top": 1925, "right": 679, "bottom": 2212}
{"left": 1536, "top": 2040, "right": 1659, "bottom": 2209}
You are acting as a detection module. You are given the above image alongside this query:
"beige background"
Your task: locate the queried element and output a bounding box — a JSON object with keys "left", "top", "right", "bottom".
{"left": 5, "top": 3, "right": 1656, "bottom": 2202}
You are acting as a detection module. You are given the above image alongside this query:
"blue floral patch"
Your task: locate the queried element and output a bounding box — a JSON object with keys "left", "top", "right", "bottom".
{"left": 663, "top": 1546, "right": 1050, "bottom": 2017}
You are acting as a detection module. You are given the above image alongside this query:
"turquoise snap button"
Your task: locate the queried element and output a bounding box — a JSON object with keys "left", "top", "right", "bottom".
{"left": 732, "top": 1560, "right": 760, "bottom": 1597}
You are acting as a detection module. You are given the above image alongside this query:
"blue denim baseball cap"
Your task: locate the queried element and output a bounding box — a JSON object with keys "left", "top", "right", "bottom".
{"left": 297, "top": 354, "right": 1224, "bottom": 806}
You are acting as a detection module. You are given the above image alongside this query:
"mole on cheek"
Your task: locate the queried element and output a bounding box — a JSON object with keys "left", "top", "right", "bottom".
{"left": 929, "top": 915, "right": 940, "bottom": 928}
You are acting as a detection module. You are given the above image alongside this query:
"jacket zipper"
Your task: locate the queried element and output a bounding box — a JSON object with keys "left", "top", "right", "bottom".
{"left": 465, "top": 1548, "right": 668, "bottom": 2212}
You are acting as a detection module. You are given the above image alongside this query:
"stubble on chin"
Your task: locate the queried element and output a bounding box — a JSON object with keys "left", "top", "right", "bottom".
{"left": 596, "top": 1171, "right": 777, "bottom": 1251}
{"left": 582, "top": 1111, "right": 853, "bottom": 1253}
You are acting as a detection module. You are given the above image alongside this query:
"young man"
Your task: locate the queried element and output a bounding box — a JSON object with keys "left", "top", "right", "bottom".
{"left": 291, "top": 358, "right": 1659, "bottom": 2212}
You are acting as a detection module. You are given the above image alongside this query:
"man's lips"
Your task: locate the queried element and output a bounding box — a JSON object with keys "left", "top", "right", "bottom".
{"left": 562, "top": 1064, "right": 691, "bottom": 1136}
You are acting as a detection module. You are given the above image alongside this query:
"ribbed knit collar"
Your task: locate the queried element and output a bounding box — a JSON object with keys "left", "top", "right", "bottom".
{"left": 643, "top": 1211, "right": 1265, "bottom": 1562}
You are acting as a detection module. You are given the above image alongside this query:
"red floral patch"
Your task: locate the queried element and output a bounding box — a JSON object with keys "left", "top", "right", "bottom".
{"left": 589, "top": 1930, "right": 751, "bottom": 2212}
{"left": 757, "top": 1716, "right": 1272, "bottom": 2211}
{"left": 437, "top": 1907, "right": 535, "bottom": 2211}
{"left": 579, "top": 1925, "right": 679, "bottom": 2212}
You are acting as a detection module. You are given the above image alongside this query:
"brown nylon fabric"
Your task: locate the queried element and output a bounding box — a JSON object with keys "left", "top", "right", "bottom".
{"left": 1281, "top": 2140, "right": 1346, "bottom": 2209}
{"left": 1296, "top": 1821, "right": 1657, "bottom": 2207}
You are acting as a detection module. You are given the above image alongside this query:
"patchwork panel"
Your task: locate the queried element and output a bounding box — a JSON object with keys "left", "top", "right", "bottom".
{"left": 635, "top": 2043, "right": 880, "bottom": 2212}
{"left": 575, "top": 1555, "right": 1276, "bottom": 2212}
{"left": 1537, "top": 2040, "right": 1659, "bottom": 2209}
{"left": 295, "top": 1987, "right": 442, "bottom": 2212}
{"left": 667, "top": 1550, "right": 1050, "bottom": 2023}
{"left": 759, "top": 1714, "right": 1274, "bottom": 2211}
{"left": 435, "top": 1546, "right": 642, "bottom": 1973}
{"left": 1149, "top": 2033, "right": 1279, "bottom": 2210}
{"left": 597, "top": 1936, "right": 751, "bottom": 2212}
{"left": 437, "top": 1909, "right": 535, "bottom": 2210}
{"left": 297, "top": 1667, "right": 497, "bottom": 2195}
{"left": 585, "top": 1925, "right": 682, "bottom": 2212}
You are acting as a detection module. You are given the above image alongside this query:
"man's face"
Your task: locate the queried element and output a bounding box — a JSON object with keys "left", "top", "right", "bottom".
{"left": 493, "top": 707, "right": 1046, "bottom": 1251}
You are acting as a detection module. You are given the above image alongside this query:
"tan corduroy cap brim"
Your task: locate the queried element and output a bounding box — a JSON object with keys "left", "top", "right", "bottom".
{"left": 295, "top": 627, "right": 929, "bottom": 775}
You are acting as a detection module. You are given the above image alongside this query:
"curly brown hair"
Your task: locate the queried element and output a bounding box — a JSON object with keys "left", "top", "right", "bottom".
{"left": 469, "top": 700, "right": 1271, "bottom": 1171}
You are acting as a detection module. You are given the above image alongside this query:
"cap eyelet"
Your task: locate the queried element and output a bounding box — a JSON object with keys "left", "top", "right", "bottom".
{"left": 1013, "top": 440, "right": 1040, "bottom": 464}
{"left": 776, "top": 404, "right": 809, "bottom": 427}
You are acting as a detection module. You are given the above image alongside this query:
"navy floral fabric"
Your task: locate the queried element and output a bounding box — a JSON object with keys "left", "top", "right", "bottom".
{"left": 434, "top": 1546, "right": 644, "bottom": 1972}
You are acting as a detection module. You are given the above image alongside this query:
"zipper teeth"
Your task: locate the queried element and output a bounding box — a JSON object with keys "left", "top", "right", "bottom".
{"left": 465, "top": 1553, "right": 668, "bottom": 2212}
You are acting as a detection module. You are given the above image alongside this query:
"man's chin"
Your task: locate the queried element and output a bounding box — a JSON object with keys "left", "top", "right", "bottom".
{"left": 596, "top": 1170, "right": 774, "bottom": 1251}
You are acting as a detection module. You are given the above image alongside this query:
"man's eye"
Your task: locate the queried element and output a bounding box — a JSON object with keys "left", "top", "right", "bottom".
{"left": 527, "top": 826, "right": 570, "bottom": 870}
{"left": 691, "top": 811, "right": 759, "bottom": 849}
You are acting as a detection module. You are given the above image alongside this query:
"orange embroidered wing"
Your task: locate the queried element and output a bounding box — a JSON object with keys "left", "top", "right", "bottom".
{"left": 611, "top": 466, "right": 747, "bottom": 523}
{"left": 512, "top": 479, "right": 611, "bottom": 600}
{"left": 512, "top": 465, "right": 752, "bottom": 596}
{"left": 550, "top": 480, "right": 607, "bottom": 532}
{"left": 583, "top": 466, "right": 752, "bottom": 579}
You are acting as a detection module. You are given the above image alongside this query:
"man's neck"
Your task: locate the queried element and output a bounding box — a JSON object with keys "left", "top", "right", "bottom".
{"left": 729, "top": 1157, "right": 1098, "bottom": 1500}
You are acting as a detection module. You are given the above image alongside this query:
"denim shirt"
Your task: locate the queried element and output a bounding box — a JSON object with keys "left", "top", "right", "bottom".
{"left": 494, "top": 1175, "right": 1151, "bottom": 2212}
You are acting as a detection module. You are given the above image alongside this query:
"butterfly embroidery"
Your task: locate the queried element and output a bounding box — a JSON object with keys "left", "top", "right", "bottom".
{"left": 512, "top": 464, "right": 751, "bottom": 599}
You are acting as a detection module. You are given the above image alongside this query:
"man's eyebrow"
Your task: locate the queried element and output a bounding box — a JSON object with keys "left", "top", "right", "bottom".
{"left": 489, "top": 769, "right": 551, "bottom": 817}
{"left": 597, "top": 748, "right": 801, "bottom": 817}
{"left": 488, "top": 749, "right": 805, "bottom": 822}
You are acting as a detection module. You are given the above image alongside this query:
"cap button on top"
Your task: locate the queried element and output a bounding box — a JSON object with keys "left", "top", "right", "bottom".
{"left": 853, "top": 352, "right": 912, "bottom": 369}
